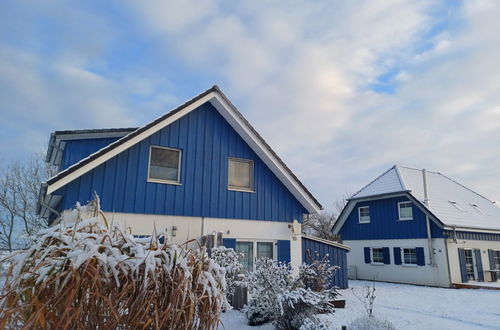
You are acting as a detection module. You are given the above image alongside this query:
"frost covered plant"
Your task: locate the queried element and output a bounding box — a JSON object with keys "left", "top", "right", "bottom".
{"left": 299, "top": 254, "right": 340, "bottom": 292}
{"left": 352, "top": 281, "right": 377, "bottom": 318}
{"left": 348, "top": 315, "right": 396, "bottom": 330}
{"left": 0, "top": 199, "right": 226, "bottom": 329}
{"left": 242, "top": 258, "right": 294, "bottom": 325}
{"left": 211, "top": 246, "right": 243, "bottom": 297}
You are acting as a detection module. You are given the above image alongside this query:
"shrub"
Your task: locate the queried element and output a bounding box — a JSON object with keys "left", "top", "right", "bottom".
{"left": 210, "top": 246, "right": 243, "bottom": 297}
{"left": 299, "top": 254, "right": 340, "bottom": 292}
{"left": 348, "top": 315, "right": 396, "bottom": 330}
{"left": 242, "top": 258, "right": 293, "bottom": 325}
{"left": 0, "top": 199, "right": 226, "bottom": 329}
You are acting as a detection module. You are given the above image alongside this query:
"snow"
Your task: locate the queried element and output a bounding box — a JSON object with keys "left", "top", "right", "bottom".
{"left": 221, "top": 280, "right": 500, "bottom": 329}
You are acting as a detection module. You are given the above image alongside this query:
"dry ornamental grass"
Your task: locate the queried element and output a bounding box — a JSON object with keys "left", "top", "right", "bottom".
{"left": 0, "top": 199, "right": 226, "bottom": 329}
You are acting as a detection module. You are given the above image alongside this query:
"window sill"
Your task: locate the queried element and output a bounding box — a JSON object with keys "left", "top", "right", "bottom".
{"left": 398, "top": 218, "right": 413, "bottom": 221}
{"left": 358, "top": 221, "right": 370, "bottom": 224}
{"left": 228, "top": 187, "right": 255, "bottom": 193}
{"left": 370, "top": 263, "right": 385, "bottom": 266}
{"left": 147, "top": 179, "right": 182, "bottom": 185}
{"left": 402, "top": 264, "right": 418, "bottom": 267}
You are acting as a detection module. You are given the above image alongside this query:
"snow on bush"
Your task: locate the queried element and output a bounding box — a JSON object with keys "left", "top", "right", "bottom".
{"left": 0, "top": 199, "right": 226, "bottom": 329}
{"left": 211, "top": 246, "right": 243, "bottom": 297}
{"left": 243, "top": 257, "right": 340, "bottom": 329}
{"left": 348, "top": 315, "right": 396, "bottom": 330}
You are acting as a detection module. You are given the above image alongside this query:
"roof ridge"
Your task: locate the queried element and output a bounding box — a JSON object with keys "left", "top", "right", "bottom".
{"left": 436, "top": 172, "right": 496, "bottom": 204}
{"left": 393, "top": 165, "right": 407, "bottom": 191}
{"left": 397, "top": 164, "right": 440, "bottom": 175}
{"left": 351, "top": 165, "right": 398, "bottom": 199}
{"left": 54, "top": 127, "right": 139, "bottom": 135}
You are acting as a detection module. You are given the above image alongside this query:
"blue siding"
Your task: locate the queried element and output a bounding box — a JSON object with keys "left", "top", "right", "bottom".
{"left": 55, "top": 103, "right": 307, "bottom": 222}
{"left": 61, "top": 137, "right": 122, "bottom": 170}
{"left": 302, "top": 237, "right": 349, "bottom": 289}
{"left": 339, "top": 196, "right": 444, "bottom": 240}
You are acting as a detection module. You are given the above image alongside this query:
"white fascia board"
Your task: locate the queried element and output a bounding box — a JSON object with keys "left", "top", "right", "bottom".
{"left": 46, "top": 92, "right": 216, "bottom": 195}
{"left": 302, "top": 234, "right": 351, "bottom": 251}
{"left": 211, "top": 95, "right": 321, "bottom": 214}
{"left": 442, "top": 226, "right": 500, "bottom": 235}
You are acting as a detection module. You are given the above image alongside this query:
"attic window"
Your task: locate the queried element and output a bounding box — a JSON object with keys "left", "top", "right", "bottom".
{"left": 448, "top": 201, "right": 463, "bottom": 211}
{"left": 228, "top": 158, "right": 253, "bottom": 192}
{"left": 470, "top": 203, "right": 484, "bottom": 214}
{"left": 148, "top": 146, "right": 181, "bottom": 184}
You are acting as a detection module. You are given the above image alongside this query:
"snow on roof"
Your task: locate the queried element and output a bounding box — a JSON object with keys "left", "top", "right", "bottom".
{"left": 351, "top": 165, "right": 500, "bottom": 232}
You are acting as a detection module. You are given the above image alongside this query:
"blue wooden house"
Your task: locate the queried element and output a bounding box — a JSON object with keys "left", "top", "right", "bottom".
{"left": 332, "top": 165, "right": 500, "bottom": 287}
{"left": 37, "top": 86, "right": 349, "bottom": 287}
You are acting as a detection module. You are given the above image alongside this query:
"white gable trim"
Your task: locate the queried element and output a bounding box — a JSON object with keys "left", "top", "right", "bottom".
{"left": 46, "top": 90, "right": 321, "bottom": 214}
{"left": 302, "top": 234, "right": 351, "bottom": 251}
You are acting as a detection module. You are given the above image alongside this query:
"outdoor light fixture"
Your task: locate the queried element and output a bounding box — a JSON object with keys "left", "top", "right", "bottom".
{"left": 172, "top": 226, "right": 177, "bottom": 237}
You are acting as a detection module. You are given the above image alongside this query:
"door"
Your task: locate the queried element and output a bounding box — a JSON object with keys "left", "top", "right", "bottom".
{"left": 464, "top": 249, "right": 476, "bottom": 281}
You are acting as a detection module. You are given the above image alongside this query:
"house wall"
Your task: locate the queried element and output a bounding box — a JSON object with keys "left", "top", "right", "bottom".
{"left": 55, "top": 103, "right": 307, "bottom": 222}
{"left": 446, "top": 238, "right": 500, "bottom": 283}
{"left": 84, "top": 211, "right": 302, "bottom": 275}
{"left": 61, "top": 137, "right": 123, "bottom": 171}
{"left": 339, "top": 196, "right": 444, "bottom": 240}
{"left": 344, "top": 239, "right": 451, "bottom": 287}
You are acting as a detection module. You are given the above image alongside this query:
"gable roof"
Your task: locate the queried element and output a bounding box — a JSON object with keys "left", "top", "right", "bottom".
{"left": 44, "top": 85, "right": 322, "bottom": 213}
{"left": 343, "top": 165, "right": 500, "bottom": 232}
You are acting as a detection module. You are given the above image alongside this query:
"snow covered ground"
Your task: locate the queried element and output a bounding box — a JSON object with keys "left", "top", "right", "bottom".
{"left": 220, "top": 280, "right": 500, "bottom": 329}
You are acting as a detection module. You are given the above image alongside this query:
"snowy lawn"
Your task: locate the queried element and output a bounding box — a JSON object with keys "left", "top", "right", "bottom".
{"left": 220, "top": 280, "right": 500, "bottom": 329}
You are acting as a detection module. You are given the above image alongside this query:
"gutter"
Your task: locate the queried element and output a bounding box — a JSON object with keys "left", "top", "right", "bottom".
{"left": 422, "top": 169, "right": 435, "bottom": 266}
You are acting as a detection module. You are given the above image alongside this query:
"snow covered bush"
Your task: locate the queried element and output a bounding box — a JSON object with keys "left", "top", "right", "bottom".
{"left": 211, "top": 245, "right": 243, "bottom": 297}
{"left": 243, "top": 257, "right": 339, "bottom": 329}
{"left": 243, "top": 258, "right": 294, "bottom": 325}
{"left": 348, "top": 315, "right": 396, "bottom": 330}
{"left": 299, "top": 254, "right": 340, "bottom": 292}
{"left": 0, "top": 199, "right": 226, "bottom": 329}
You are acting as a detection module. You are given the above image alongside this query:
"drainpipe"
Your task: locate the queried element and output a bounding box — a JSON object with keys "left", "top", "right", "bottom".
{"left": 423, "top": 169, "right": 434, "bottom": 266}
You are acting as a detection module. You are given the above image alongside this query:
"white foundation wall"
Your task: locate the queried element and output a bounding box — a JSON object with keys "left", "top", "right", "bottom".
{"left": 345, "top": 239, "right": 451, "bottom": 287}
{"left": 104, "top": 212, "right": 302, "bottom": 275}
{"left": 446, "top": 239, "right": 500, "bottom": 283}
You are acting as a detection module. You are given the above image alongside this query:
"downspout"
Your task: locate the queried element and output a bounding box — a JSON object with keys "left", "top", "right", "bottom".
{"left": 422, "top": 169, "right": 434, "bottom": 266}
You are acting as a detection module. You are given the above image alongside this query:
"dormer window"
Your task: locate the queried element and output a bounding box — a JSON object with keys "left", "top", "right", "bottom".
{"left": 398, "top": 201, "right": 413, "bottom": 220}
{"left": 358, "top": 206, "right": 370, "bottom": 223}
{"left": 148, "top": 146, "right": 181, "bottom": 184}
{"left": 228, "top": 158, "right": 253, "bottom": 192}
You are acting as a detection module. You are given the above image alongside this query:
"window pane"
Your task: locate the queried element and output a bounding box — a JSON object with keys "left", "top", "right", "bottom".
{"left": 149, "top": 147, "right": 180, "bottom": 182}
{"left": 372, "top": 248, "right": 384, "bottom": 263}
{"left": 399, "top": 202, "right": 413, "bottom": 219}
{"left": 403, "top": 248, "right": 417, "bottom": 264}
{"left": 229, "top": 159, "right": 252, "bottom": 190}
{"left": 257, "top": 242, "right": 273, "bottom": 259}
{"left": 359, "top": 206, "right": 370, "bottom": 222}
{"left": 236, "top": 242, "right": 254, "bottom": 273}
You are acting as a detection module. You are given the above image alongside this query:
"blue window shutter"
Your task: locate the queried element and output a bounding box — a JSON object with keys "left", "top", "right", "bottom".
{"left": 277, "top": 240, "right": 291, "bottom": 264}
{"left": 474, "top": 249, "right": 484, "bottom": 282}
{"left": 364, "top": 247, "right": 371, "bottom": 264}
{"left": 222, "top": 238, "right": 236, "bottom": 250}
{"left": 383, "top": 247, "right": 391, "bottom": 264}
{"left": 489, "top": 250, "right": 497, "bottom": 281}
{"left": 416, "top": 247, "right": 425, "bottom": 266}
{"left": 458, "top": 249, "right": 468, "bottom": 283}
{"left": 394, "top": 247, "right": 402, "bottom": 265}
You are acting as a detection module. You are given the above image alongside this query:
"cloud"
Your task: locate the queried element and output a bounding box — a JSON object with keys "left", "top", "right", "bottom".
{"left": 1, "top": 0, "right": 499, "bottom": 207}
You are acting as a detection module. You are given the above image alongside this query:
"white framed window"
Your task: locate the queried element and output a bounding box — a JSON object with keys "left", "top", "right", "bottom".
{"left": 228, "top": 158, "right": 254, "bottom": 192}
{"left": 148, "top": 146, "right": 181, "bottom": 184}
{"left": 398, "top": 201, "right": 413, "bottom": 220}
{"left": 235, "top": 240, "right": 275, "bottom": 272}
{"left": 371, "top": 247, "right": 384, "bottom": 264}
{"left": 358, "top": 206, "right": 370, "bottom": 223}
{"left": 402, "top": 248, "right": 417, "bottom": 265}
{"left": 464, "top": 249, "right": 476, "bottom": 281}
{"left": 492, "top": 250, "right": 500, "bottom": 270}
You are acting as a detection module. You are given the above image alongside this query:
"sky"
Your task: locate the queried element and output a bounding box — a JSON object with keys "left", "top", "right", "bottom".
{"left": 1, "top": 0, "right": 499, "bottom": 211}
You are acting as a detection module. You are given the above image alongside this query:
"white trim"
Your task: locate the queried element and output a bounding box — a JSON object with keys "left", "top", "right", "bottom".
{"left": 147, "top": 145, "right": 182, "bottom": 185}
{"left": 398, "top": 201, "right": 414, "bottom": 221}
{"left": 302, "top": 234, "right": 351, "bottom": 251}
{"left": 358, "top": 206, "right": 370, "bottom": 224}
{"left": 46, "top": 90, "right": 321, "bottom": 214}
